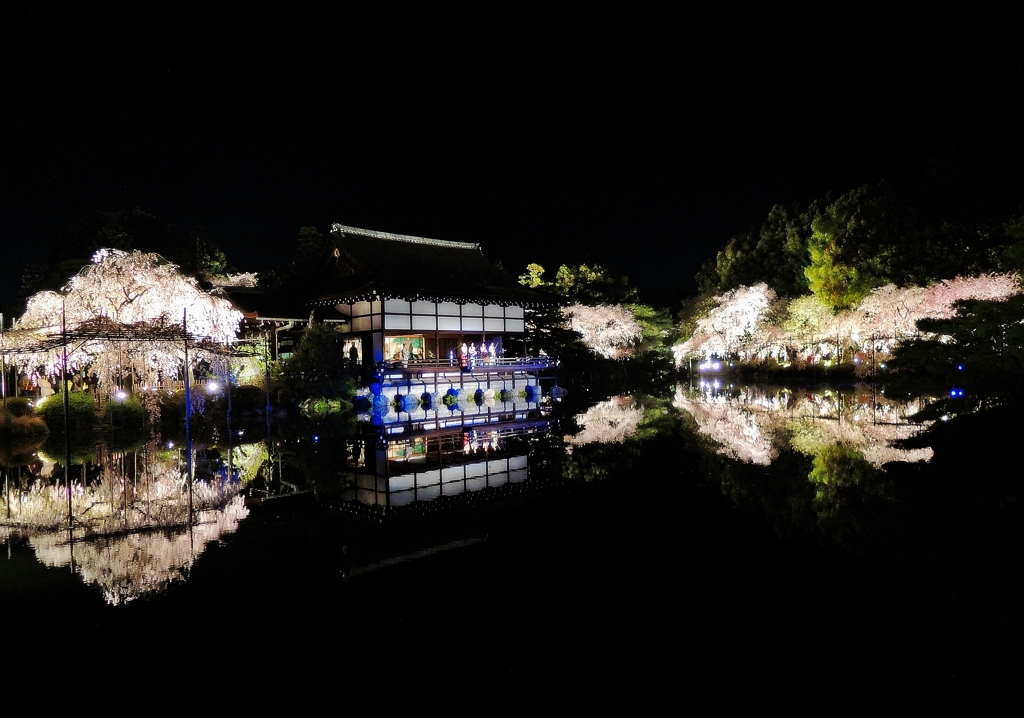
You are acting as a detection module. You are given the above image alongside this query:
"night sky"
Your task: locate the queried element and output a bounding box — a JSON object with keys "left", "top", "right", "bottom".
{"left": 3, "top": 7, "right": 1024, "bottom": 308}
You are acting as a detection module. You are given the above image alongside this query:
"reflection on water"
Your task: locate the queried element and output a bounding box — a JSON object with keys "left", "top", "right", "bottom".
{"left": 673, "top": 382, "right": 934, "bottom": 467}
{"left": 1, "top": 438, "right": 251, "bottom": 604}
{"left": 565, "top": 395, "right": 643, "bottom": 447}
{"left": 315, "top": 417, "right": 551, "bottom": 512}
{"left": 667, "top": 382, "right": 954, "bottom": 560}
{"left": 10, "top": 499, "right": 247, "bottom": 605}
{"left": 0, "top": 383, "right": 969, "bottom": 610}
{"left": 1, "top": 381, "right": 1020, "bottom": 695}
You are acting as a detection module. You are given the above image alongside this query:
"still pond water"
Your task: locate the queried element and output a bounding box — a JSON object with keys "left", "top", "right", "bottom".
{"left": 1, "top": 383, "right": 1021, "bottom": 699}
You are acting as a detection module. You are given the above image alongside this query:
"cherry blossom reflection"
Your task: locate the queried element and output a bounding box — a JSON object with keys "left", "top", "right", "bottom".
{"left": 565, "top": 395, "right": 644, "bottom": 447}
{"left": 1, "top": 445, "right": 250, "bottom": 604}
{"left": 674, "top": 384, "right": 934, "bottom": 467}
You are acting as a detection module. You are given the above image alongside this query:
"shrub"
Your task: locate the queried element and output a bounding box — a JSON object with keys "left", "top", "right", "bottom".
{"left": 158, "top": 390, "right": 188, "bottom": 424}
{"left": 36, "top": 391, "right": 96, "bottom": 432}
{"left": 4, "top": 397, "right": 35, "bottom": 417}
{"left": 104, "top": 394, "right": 148, "bottom": 429}
{"left": 0, "top": 434, "right": 47, "bottom": 463}
{"left": 0, "top": 409, "right": 48, "bottom": 437}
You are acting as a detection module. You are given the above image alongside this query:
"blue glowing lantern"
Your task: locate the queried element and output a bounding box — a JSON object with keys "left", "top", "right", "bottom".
{"left": 372, "top": 394, "right": 391, "bottom": 415}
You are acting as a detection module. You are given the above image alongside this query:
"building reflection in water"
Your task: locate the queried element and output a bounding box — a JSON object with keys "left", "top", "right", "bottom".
{"left": 1, "top": 404, "right": 556, "bottom": 600}
{"left": 320, "top": 415, "right": 552, "bottom": 511}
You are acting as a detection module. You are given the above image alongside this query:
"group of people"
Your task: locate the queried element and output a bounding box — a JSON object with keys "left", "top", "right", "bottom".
{"left": 459, "top": 341, "right": 499, "bottom": 369}
{"left": 14, "top": 370, "right": 102, "bottom": 399}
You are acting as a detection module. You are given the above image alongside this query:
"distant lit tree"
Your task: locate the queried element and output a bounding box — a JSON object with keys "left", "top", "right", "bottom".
{"left": 518, "top": 262, "right": 547, "bottom": 288}
{"left": 563, "top": 303, "right": 643, "bottom": 359}
{"left": 550, "top": 263, "right": 638, "bottom": 305}
{"left": 674, "top": 275, "right": 1018, "bottom": 367}
{"left": 673, "top": 283, "right": 775, "bottom": 363}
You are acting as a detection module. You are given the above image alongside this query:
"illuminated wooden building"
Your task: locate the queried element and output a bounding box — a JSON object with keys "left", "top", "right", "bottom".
{"left": 308, "top": 224, "right": 551, "bottom": 366}
{"left": 303, "top": 224, "right": 556, "bottom": 424}
{"left": 221, "top": 224, "right": 557, "bottom": 429}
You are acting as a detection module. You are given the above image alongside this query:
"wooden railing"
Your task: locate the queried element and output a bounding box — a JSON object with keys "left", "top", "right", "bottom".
{"left": 377, "top": 356, "right": 557, "bottom": 374}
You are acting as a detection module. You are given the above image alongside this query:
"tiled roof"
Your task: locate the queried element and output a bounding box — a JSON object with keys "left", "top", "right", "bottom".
{"left": 309, "top": 224, "right": 556, "bottom": 306}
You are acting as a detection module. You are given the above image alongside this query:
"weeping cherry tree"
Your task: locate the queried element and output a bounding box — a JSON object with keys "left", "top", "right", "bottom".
{"left": 2, "top": 249, "right": 243, "bottom": 394}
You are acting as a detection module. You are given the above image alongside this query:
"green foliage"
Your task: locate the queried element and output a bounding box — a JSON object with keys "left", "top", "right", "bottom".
{"left": 698, "top": 179, "right": 1022, "bottom": 312}
{"left": 178, "top": 227, "right": 229, "bottom": 279}
{"left": 521, "top": 261, "right": 638, "bottom": 305}
{"left": 782, "top": 294, "right": 831, "bottom": 335}
{"left": 808, "top": 444, "right": 879, "bottom": 488}
{"left": 520, "top": 261, "right": 664, "bottom": 374}
{"left": 157, "top": 390, "right": 188, "bottom": 423}
{"left": 627, "top": 303, "right": 674, "bottom": 354}
{"left": 804, "top": 186, "right": 896, "bottom": 309}
{"left": 295, "top": 226, "right": 326, "bottom": 265}
{"left": 674, "top": 291, "right": 719, "bottom": 343}
{"left": 302, "top": 397, "right": 353, "bottom": 417}
{"left": 281, "top": 323, "right": 357, "bottom": 401}
{"left": 3, "top": 397, "right": 35, "bottom": 417}
{"left": 103, "top": 394, "right": 148, "bottom": 429}
{"left": 706, "top": 201, "right": 821, "bottom": 298}
{"left": 0, "top": 434, "right": 47, "bottom": 464}
{"left": 805, "top": 443, "right": 894, "bottom": 553}
{"left": 996, "top": 216, "right": 1024, "bottom": 274}
{"left": 0, "top": 405, "right": 47, "bottom": 437}
{"left": 524, "top": 303, "right": 591, "bottom": 366}
{"left": 888, "top": 294, "right": 1024, "bottom": 403}
{"left": 40, "top": 430, "right": 99, "bottom": 465}
{"left": 36, "top": 391, "right": 96, "bottom": 432}
{"left": 552, "top": 263, "right": 637, "bottom": 304}
{"left": 519, "top": 262, "right": 546, "bottom": 288}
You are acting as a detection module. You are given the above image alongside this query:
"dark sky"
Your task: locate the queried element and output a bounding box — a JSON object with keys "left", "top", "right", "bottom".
{"left": 3, "top": 7, "right": 1024, "bottom": 309}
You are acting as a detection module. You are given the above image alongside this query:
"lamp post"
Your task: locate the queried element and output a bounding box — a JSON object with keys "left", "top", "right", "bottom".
{"left": 1, "top": 312, "right": 6, "bottom": 407}
{"left": 61, "top": 301, "right": 72, "bottom": 526}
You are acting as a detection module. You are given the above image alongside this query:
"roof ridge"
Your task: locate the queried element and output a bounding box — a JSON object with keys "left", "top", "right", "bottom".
{"left": 331, "top": 223, "right": 480, "bottom": 250}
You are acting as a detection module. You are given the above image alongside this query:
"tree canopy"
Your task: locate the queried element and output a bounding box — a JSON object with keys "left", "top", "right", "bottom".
{"left": 257, "top": 226, "right": 328, "bottom": 292}
{"left": 3, "top": 249, "right": 242, "bottom": 391}
{"left": 20, "top": 208, "right": 231, "bottom": 304}
{"left": 279, "top": 323, "right": 356, "bottom": 401}
{"left": 529, "top": 262, "right": 639, "bottom": 305}
{"left": 698, "top": 180, "right": 1024, "bottom": 311}
{"left": 888, "top": 294, "right": 1024, "bottom": 402}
